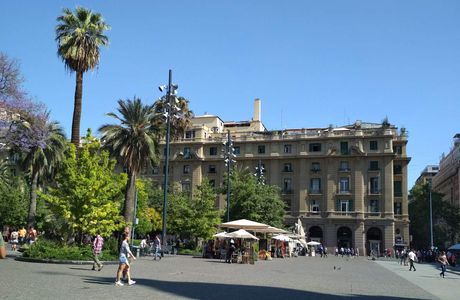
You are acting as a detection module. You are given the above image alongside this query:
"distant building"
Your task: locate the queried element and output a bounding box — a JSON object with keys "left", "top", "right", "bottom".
{"left": 147, "top": 99, "right": 411, "bottom": 256}
{"left": 432, "top": 134, "right": 460, "bottom": 209}
{"left": 415, "top": 165, "right": 439, "bottom": 186}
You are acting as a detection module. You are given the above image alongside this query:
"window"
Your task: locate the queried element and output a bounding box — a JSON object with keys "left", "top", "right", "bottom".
{"left": 393, "top": 165, "right": 402, "bottom": 174}
{"left": 185, "top": 130, "right": 195, "bottom": 139}
{"left": 339, "top": 177, "right": 350, "bottom": 193}
{"left": 311, "top": 162, "right": 320, "bottom": 172}
{"left": 181, "top": 181, "right": 191, "bottom": 193}
{"left": 152, "top": 167, "right": 159, "bottom": 175}
{"left": 209, "top": 179, "right": 216, "bottom": 188}
{"left": 163, "top": 147, "right": 168, "bottom": 156}
{"left": 183, "top": 165, "right": 190, "bottom": 174}
{"left": 10, "top": 168, "right": 16, "bottom": 176}
{"left": 394, "top": 181, "right": 402, "bottom": 197}
{"left": 339, "top": 161, "right": 350, "bottom": 171}
{"left": 369, "top": 140, "right": 378, "bottom": 150}
{"left": 309, "top": 143, "right": 322, "bottom": 152}
{"left": 310, "top": 178, "right": 321, "bottom": 194}
{"left": 340, "top": 142, "right": 349, "bottom": 155}
{"left": 311, "top": 200, "right": 320, "bottom": 213}
{"left": 369, "top": 161, "right": 379, "bottom": 171}
{"left": 233, "top": 146, "right": 240, "bottom": 155}
{"left": 283, "top": 163, "right": 293, "bottom": 172}
{"left": 394, "top": 202, "right": 402, "bottom": 215}
{"left": 393, "top": 145, "right": 402, "bottom": 154}
{"left": 370, "top": 177, "right": 379, "bottom": 194}
{"left": 369, "top": 199, "right": 379, "bottom": 214}
{"left": 258, "top": 145, "right": 266, "bottom": 154}
{"left": 283, "top": 178, "right": 292, "bottom": 193}
{"left": 208, "top": 165, "right": 216, "bottom": 174}
{"left": 337, "top": 199, "right": 352, "bottom": 212}
{"left": 284, "top": 144, "right": 292, "bottom": 153}
{"left": 183, "top": 147, "right": 191, "bottom": 158}
{"left": 209, "top": 147, "right": 217, "bottom": 156}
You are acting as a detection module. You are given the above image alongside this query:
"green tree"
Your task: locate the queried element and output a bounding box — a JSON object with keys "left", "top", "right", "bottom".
{"left": 133, "top": 179, "right": 162, "bottom": 237}
{"left": 17, "top": 120, "right": 67, "bottom": 227}
{"left": 166, "top": 184, "right": 194, "bottom": 237}
{"left": 409, "top": 182, "right": 460, "bottom": 249}
{"left": 39, "top": 132, "right": 126, "bottom": 243}
{"left": 189, "top": 178, "right": 222, "bottom": 241}
{"left": 0, "top": 177, "right": 29, "bottom": 228}
{"left": 0, "top": 160, "right": 12, "bottom": 185}
{"left": 99, "top": 97, "right": 159, "bottom": 223}
{"left": 55, "top": 7, "right": 110, "bottom": 146}
{"left": 226, "top": 168, "right": 285, "bottom": 228}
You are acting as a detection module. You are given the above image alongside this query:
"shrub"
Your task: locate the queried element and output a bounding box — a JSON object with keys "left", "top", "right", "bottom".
{"left": 23, "top": 239, "right": 118, "bottom": 261}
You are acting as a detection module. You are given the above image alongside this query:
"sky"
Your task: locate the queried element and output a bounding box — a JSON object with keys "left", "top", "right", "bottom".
{"left": 1, "top": 1, "right": 459, "bottom": 188}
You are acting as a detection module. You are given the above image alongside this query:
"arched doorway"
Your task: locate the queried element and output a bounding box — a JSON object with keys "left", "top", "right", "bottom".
{"left": 308, "top": 226, "right": 323, "bottom": 242}
{"left": 337, "top": 226, "right": 353, "bottom": 248}
{"left": 366, "top": 227, "right": 382, "bottom": 256}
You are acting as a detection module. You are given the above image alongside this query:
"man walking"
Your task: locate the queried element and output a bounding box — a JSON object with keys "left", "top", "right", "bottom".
{"left": 438, "top": 251, "right": 448, "bottom": 278}
{"left": 92, "top": 232, "right": 104, "bottom": 271}
{"left": 408, "top": 249, "right": 417, "bottom": 271}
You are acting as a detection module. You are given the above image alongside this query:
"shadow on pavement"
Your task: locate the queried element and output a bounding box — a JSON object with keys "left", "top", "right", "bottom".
{"left": 81, "top": 276, "right": 428, "bottom": 300}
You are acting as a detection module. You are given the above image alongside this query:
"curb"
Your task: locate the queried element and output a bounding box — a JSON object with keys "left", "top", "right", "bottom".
{"left": 15, "top": 256, "right": 118, "bottom": 265}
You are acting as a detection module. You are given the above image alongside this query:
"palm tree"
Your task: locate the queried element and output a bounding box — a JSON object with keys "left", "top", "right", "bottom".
{"left": 99, "top": 98, "right": 159, "bottom": 223}
{"left": 55, "top": 7, "right": 109, "bottom": 146}
{"left": 153, "top": 96, "right": 194, "bottom": 140}
{"left": 0, "top": 159, "right": 11, "bottom": 186}
{"left": 21, "top": 121, "right": 67, "bottom": 227}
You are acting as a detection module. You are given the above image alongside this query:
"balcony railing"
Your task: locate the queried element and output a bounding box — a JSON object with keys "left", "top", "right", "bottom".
{"left": 309, "top": 189, "right": 322, "bottom": 195}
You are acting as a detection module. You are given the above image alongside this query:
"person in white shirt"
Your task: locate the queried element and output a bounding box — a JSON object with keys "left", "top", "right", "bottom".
{"left": 408, "top": 249, "right": 417, "bottom": 271}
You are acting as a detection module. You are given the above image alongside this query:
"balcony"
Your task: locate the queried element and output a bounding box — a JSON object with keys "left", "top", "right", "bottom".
{"left": 365, "top": 212, "right": 382, "bottom": 218}
{"left": 308, "top": 189, "right": 322, "bottom": 195}
{"left": 329, "top": 211, "right": 357, "bottom": 218}
{"left": 338, "top": 168, "right": 351, "bottom": 172}
{"left": 282, "top": 188, "right": 294, "bottom": 195}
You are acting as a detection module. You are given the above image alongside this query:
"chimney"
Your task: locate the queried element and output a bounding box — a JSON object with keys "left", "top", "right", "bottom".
{"left": 253, "top": 98, "right": 261, "bottom": 122}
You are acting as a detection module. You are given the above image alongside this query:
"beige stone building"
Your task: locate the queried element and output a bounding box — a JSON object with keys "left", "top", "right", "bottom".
{"left": 432, "top": 134, "right": 460, "bottom": 209}
{"left": 415, "top": 165, "right": 439, "bottom": 187}
{"left": 148, "top": 99, "right": 411, "bottom": 256}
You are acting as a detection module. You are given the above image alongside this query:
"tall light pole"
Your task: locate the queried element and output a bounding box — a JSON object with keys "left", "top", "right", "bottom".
{"left": 429, "top": 181, "right": 434, "bottom": 250}
{"left": 223, "top": 130, "right": 236, "bottom": 222}
{"left": 158, "top": 69, "right": 179, "bottom": 248}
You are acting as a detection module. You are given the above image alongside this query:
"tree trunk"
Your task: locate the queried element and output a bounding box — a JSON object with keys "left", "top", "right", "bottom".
{"left": 27, "top": 169, "right": 39, "bottom": 227}
{"left": 71, "top": 70, "right": 84, "bottom": 146}
{"left": 124, "top": 171, "right": 136, "bottom": 223}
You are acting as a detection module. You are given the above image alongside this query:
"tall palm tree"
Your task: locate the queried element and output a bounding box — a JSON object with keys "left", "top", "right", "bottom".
{"left": 21, "top": 121, "right": 67, "bottom": 227}
{"left": 99, "top": 98, "right": 159, "bottom": 223}
{"left": 55, "top": 7, "right": 109, "bottom": 146}
{"left": 153, "top": 96, "right": 194, "bottom": 140}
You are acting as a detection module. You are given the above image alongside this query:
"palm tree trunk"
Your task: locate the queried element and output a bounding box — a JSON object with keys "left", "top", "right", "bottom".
{"left": 71, "top": 70, "right": 84, "bottom": 146}
{"left": 27, "top": 169, "right": 39, "bottom": 227}
{"left": 124, "top": 171, "right": 136, "bottom": 223}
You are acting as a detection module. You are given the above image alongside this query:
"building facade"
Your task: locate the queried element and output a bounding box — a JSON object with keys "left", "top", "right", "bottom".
{"left": 432, "top": 134, "right": 460, "bottom": 209}
{"left": 147, "top": 99, "right": 411, "bottom": 256}
{"left": 415, "top": 165, "right": 439, "bottom": 186}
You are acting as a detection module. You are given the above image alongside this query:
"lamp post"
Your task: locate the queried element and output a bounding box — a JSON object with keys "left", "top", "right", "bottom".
{"left": 429, "top": 181, "right": 434, "bottom": 250}
{"left": 223, "top": 130, "right": 236, "bottom": 222}
{"left": 158, "top": 69, "right": 179, "bottom": 248}
{"left": 254, "top": 159, "right": 265, "bottom": 185}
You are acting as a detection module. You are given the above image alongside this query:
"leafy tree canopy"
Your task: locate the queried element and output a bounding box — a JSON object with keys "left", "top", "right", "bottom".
{"left": 39, "top": 132, "right": 126, "bottom": 243}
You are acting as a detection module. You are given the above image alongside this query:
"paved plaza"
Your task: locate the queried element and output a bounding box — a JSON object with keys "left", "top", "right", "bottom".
{"left": 1, "top": 252, "right": 458, "bottom": 300}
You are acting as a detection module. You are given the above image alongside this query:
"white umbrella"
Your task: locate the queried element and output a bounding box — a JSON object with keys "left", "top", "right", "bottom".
{"left": 306, "top": 241, "right": 321, "bottom": 246}
{"left": 227, "top": 229, "right": 259, "bottom": 240}
{"left": 213, "top": 231, "right": 229, "bottom": 239}
{"left": 271, "top": 234, "right": 292, "bottom": 242}
{"left": 448, "top": 243, "right": 460, "bottom": 250}
{"left": 257, "top": 226, "right": 287, "bottom": 234}
{"left": 220, "top": 219, "right": 269, "bottom": 231}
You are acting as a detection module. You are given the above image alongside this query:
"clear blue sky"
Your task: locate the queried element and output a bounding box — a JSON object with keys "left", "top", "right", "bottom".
{"left": 1, "top": 1, "right": 459, "bottom": 188}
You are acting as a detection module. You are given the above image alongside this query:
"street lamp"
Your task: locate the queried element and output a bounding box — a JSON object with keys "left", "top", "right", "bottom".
{"left": 158, "top": 69, "right": 180, "bottom": 248}
{"left": 429, "top": 181, "right": 434, "bottom": 250}
{"left": 254, "top": 159, "right": 265, "bottom": 185}
{"left": 223, "top": 130, "right": 236, "bottom": 222}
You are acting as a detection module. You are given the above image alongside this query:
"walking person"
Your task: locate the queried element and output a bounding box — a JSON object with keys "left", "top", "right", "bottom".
{"left": 92, "top": 232, "right": 104, "bottom": 271}
{"left": 18, "top": 226, "right": 26, "bottom": 245}
{"left": 438, "top": 251, "right": 448, "bottom": 278}
{"left": 408, "top": 249, "right": 417, "bottom": 271}
{"left": 153, "top": 235, "right": 162, "bottom": 261}
{"left": 115, "top": 233, "right": 136, "bottom": 286}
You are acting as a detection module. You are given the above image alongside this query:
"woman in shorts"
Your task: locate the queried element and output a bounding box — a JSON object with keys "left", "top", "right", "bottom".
{"left": 10, "top": 228, "right": 19, "bottom": 251}
{"left": 115, "top": 233, "right": 136, "bottom": 286}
